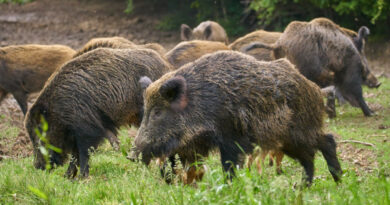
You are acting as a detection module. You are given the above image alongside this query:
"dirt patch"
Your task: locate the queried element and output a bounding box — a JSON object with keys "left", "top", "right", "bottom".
{"left": 337, "top": 143, "right": 378, "bottom": 174}
{"left": 366, "top": 41, "right": 390, "bottom": 78}
{"left": 0, "top": 96, "right": 36, "bottom": 160}
{"left": 0, "top": 0, "right": 179, "bottom": 49}
{"left": 331, "top": 134, "right": 378, "bottom": 174}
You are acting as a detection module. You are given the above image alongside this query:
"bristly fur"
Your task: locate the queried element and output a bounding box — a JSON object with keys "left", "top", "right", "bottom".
{"left": 0, "top": 44, "right": 76, "bottom": 115}
{"left": 74, "top": 37, "right": 166, "bottom": 58}
{"left": 181, "top": 21, "right": 229, "bottom": 44}
{"left": 229, "top": 30, "right": 281, "bottom": 61}
{"left": 25, "top": 48, "right": 172, "bottom": 178}
{"left": 243, "top": 17, "right": 379, "bottom": 116}
{"left": 135, "top": 50, "right": 342, "bottom": 185}
{"left": 165, "top": 40, "right": 230, "bottom": 69}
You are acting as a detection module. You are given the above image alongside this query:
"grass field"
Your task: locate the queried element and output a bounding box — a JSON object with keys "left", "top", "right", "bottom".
{"left": 0, "top": 78, "right": 389, "bottom": 205}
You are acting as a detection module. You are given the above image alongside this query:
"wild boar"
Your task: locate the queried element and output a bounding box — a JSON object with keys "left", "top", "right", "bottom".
{"left": 25, "top": 48, "right": 172, "bottom": 178}
{"left": 134, "top": 51, "right": 342, "bottom": 185}
{"left": 75, "top": 37, "right": 166, "bottom": 57}
{"left": 181, "top": 21, "right": 229, "bottom": 44}
{"left": 165, "top": 40, "right": 230, "bottom": 69}
{"left": 0, "top": 44, "right": 76, "bottom": 115}
{"left": 243, "top": 18, "right": 380, "bottom": 116}
{"left": 229, "top": 30, "right": 282, "bottom": 61}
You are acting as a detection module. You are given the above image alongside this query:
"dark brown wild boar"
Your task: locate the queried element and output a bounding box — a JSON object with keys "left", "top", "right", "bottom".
{"left": 229, "top": 30, "right": 282, "bottom": 61}
{"left": 134, "top": 51, "right": 342, "bottom": 185}
{"left": 165, "top": 40, "right": 230, "bottom": 69}
{"left": 181, "top": 21, "right": 229, "bottom": 44}
{"left": 25, "top": 48, "right": 172, "bottom": 178}
{"left": 75, "top": 37, "right": 168, "bottom": 150}
{"left": 243, "top": 18, "right": 380, "bottom": 116}
{"left": 75, "top": 36, "right": 166, "bottom": 57}
{"left": 0, "top": 44, "right": 76, "bottom": 115}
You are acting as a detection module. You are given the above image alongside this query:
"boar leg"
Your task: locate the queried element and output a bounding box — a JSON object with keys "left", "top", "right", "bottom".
{"left": 335, "top": 88, "right": 347, "bottom": 105}
{"left": 160, "top": 155, "right": 176, "bottom": 184}
{"left": 77, "top": 141, "right": 90, "bottom": 178}
{"left": 358, "top": 96, "right": 373, "bottom": 116}
{"left": 184, "top": 164, "right": 205, "bottom": 185}
{"left": 194, "top": 165, "right": 205, "bottom": 182}
{"left": 65, "top": 150, "right": 79, "bottom": 179}
{"left": 297, "top": 153, "right": 315, "bottom": 186}
{"left": 219, "top": 145, "right": 240, "bottom": 180}
{"left": 0, "top": 88, "right": 7, "bottom": 103}
{"left": 247, "top": 148, "right": 260, "bottom": 169}
{"left": 321, "top": 86, "right": 337, "bottom": 118}
{"left": 319, "top": 134, "right": 342, "bottom": 182}
{"left": 343, "top": 61, "right": 373, "bottom": 116}
{"left": 347, "top": 84, "right": 373, "bottom": 116}
{"left": 272, "top": 150, "right": 284, "bottom": 175}
{"left": 347, "top": 82, "right": 373, "bottom": 116}
{"left": 12, "top": 91, "right": 28, "bottom": 115}
{"left": 106, "top": 130, "right": 120, "bottom": 151}
{"left": 255, "top": 149, "right": 268, "bottom": 174}
{"left": 268, "top": 152, "right": 274, "bottom": 166}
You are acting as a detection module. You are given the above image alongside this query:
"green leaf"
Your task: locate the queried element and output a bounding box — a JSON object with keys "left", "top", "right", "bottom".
{"left": 28, "top": 186, "right": 48, "bottom": 200}
{"left": 47, "top": 144, "right": 62, "bottom": 153}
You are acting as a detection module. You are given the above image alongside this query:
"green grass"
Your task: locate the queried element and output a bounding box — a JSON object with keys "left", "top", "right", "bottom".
{"left": 1, "top": 78, "right": 390, "bottom": 204}
{"left": 0, "top": 0, "right": 33, "bottom": 4}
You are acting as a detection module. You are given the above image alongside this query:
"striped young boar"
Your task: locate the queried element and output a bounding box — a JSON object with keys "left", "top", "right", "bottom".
{"left": 244, "top": 18, "right": 380, "bottom": 116}
{"left": 181, "top": 21, "right": 229, "bottom": 44}
{"left": 165, "top": 40, "right": 230, "bottom": 69}
{"left": 0, "top": 44, "right": 76, "bottom": 114}
{"left": 25, "top": 48, "right": 172, "bottom": 178}
{"left": 75, "top": 36, "right": 166, "bottom": 57}
{"left": 133, "top": 51, "right": 342, "bottom": 185}
{"left": 229, "top": 30, "right": 282, "bottom": 61}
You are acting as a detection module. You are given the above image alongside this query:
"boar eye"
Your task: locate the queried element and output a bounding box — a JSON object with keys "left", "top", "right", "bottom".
{"left": 152, "top": 109, "right": 162, "bottom": 119}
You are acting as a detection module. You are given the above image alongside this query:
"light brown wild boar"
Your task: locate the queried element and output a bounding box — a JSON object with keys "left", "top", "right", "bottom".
{"left": 181, "top": 21, "right": 229, "bottom": 44}
{"left": 229, "top": 30, "right": 282, "bottom": 61}
{"left": 74, "top": 36, "right": 166, "bottom": 57}
{"left": 134, "top": 51, "right": 342, "bottom": 185}
{"left": 25, "top": 48, "right": 172, "bottom": 178}
{"left": 243, "top": 17, "right": 380, "bottom": 117}
{"left": 165, "top": 40, "right": 230, "bottom": 69}
{"left": 0, "top": 44, "right": 76, "bottom": 115}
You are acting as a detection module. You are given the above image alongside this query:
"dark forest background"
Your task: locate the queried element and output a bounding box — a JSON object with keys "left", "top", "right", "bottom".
{"left": 126, "top": 0, "right": 389, "bottom": 40}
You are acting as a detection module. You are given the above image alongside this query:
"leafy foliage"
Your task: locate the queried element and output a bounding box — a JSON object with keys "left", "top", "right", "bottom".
{"left": 124, "top": 0, "right": 133, "bottom": 14}
{"left": 0, "top": 0, "right": 33, "bottom": 4}
{"left": 152, "top": 0, "right": 249, "bottom": 37}
{"left": 127, "top": 0, "right": 389, "bottom": 38}
{"left": 249, "top": 0, "right": 390, "bottom": 38}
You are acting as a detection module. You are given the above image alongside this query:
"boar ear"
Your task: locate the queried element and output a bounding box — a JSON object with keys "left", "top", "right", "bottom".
{"left": 160, "top": 76, "right": 188, "bottom": 110}
{"left": 354, "top": 26, "right": 370, "bottom": 52}
{"left": 139, "top": 76, "right": 152, "bottom": 90}
{"left": 204, "top": 24, "right": 212, "bottom": 39}
{"left": 181, "top": 24, "right": 192, "bottom": 41}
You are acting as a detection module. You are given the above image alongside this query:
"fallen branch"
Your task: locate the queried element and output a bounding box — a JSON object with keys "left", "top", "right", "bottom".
{"left": 338, "top": 140, "right": 376, "bottom": 148}
{"left": 0, "top": 155, "right": 13, "bottom": 160}
{"left": 369, "top": 134, "right": 388, "bottom": 138}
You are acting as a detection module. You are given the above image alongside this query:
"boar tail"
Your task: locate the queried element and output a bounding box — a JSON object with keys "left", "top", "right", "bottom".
{"left": 357, "top": 26, "right": 370, "bottom": 41}
{"left": 241, "top": 42, "right": 275, "bottom": 53}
